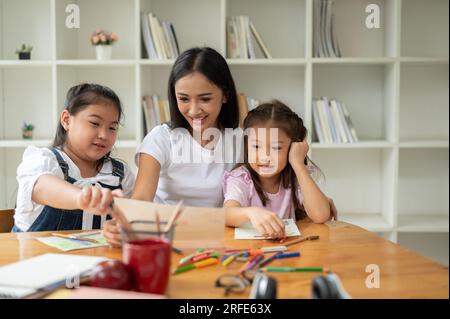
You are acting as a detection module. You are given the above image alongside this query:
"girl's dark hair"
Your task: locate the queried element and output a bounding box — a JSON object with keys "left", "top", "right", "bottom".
{"left": 53, "top": 83, "right": 123, "bottom": 169}
{"left": 168, "top": 47, "right": 239, "bottom": 130}
{"left": 241, "top": 100, "right": 323, "bottom": 220}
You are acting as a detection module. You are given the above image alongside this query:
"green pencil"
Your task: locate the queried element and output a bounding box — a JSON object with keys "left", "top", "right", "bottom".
{"left": 174, "top": 264, "right": 195, "bottom": 274}
{"left": 261, "top": 267, "right": 325, "bottom": 272}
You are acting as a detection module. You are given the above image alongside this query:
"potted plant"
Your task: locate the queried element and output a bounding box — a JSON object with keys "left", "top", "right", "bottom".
{"left": 90, "top": 29, "right": 118, "bottom": 60}
{"left": 22, "top": 122, "right": 35, "bottom": 139}
{"left": 15, "top": 44, "right": 33, "bottom": 60}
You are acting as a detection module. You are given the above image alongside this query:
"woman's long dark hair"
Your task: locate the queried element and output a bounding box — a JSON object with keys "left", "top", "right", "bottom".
{"left": 53, "top": 83, "right": 123, "bottom": 170}
{"left": 168, "top": 47, "right": 239, "bottom": 130}
{"left": 240, "top": 100, "right": 323, "bottom": 220}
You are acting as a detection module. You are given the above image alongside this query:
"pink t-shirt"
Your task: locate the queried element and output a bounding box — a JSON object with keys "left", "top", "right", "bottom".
{"left": 222, "top": 166, "right": 305, "bottom": 219}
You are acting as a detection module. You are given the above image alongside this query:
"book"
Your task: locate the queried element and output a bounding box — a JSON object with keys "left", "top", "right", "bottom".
{"left": 330, "top": 99, "right": 348, "bottom": 143}
{"left": 0, "top": 254, "right": 107, "bottom": 298}
{"left": 322, "top": 97, "right": 338, "bottom": 143}
{"left": 46, "top": 286, "right": 166, "bottom": 299}
{"left": 249, "top": 21, "right": 272, "bottom": 59}
{"left": 141, "top": 12, "right": 157, "bottom": 59}
{"left": 317, "top": 99, "right": 332, "bottom": 143}
{"left": 314, "top": 0, "right": 341, "bottom": 57}
{"left": 335, "top": 100, "right": 354, "bottom": 143}
{"left": 245, "top": 16, "right": 256, "bottom": 59}
{"left": 312, "top": 100, "right": 325, "bottom": 143}
{"left": 149, "top": 14, "right": 164, "bottom": 59}
{"left": 169, "top": 23, "right": 180, "bottom": 57}
{"left": 340, "top": 101, "right": 358, "bottom": 142}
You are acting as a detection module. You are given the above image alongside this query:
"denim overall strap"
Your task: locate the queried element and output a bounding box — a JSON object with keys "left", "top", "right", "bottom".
{"left": 110, "top": 158, "right": 124, "bottom": 184}
{"left": 91, "top": 159, "right": 124, "bottom": 229}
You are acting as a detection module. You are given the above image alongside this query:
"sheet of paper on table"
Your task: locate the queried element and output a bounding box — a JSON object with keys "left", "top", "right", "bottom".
{"left": 37, "top": 232, "right": 108, "bottom": 251}
{"left": 235, "top": 218, "right": 301, "bottom": 240}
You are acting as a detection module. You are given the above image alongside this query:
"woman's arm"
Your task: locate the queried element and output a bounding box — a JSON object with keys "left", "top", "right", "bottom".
{"left": 289, "top": 142, "right": 331, "bottom": 223}
{"left": 132, "top": 153, "right": 161, "bottom": 201}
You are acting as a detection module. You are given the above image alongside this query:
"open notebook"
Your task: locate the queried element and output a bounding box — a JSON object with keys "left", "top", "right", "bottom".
{"left": 0, "top": 253, "right": 107, "bottom": 298}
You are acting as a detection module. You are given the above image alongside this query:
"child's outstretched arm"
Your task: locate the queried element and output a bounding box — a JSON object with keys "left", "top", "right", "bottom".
{"left": 224, "top": 200, "right": 285, "bottom": 239}
{"left": 289, "top": 141, "right": 331, "bottom": 223}
{"left": 32, "top": 175, "right": 122, "bottom": 215}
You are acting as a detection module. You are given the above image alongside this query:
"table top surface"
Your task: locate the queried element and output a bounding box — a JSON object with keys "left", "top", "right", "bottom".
{"left": 0, "top": 220, "right": 448, "bottom": 299}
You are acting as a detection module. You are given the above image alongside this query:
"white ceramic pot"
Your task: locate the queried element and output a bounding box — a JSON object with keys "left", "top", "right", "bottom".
{"left": 95, "top": 45, "right": 112, "bottom": 60}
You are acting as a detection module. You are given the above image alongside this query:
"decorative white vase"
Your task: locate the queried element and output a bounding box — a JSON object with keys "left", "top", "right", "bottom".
{"left": 95, "top": 45, "right": 112, "bottom": 60}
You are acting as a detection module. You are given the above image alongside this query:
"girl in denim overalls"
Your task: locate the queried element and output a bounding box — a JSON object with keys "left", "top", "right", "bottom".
{"left": 12, "top": 83, "right": 135, "bottom": 232}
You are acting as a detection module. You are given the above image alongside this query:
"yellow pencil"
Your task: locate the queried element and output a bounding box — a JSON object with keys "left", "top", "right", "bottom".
{"left": 222, "top": 255, "right": 236, "bottom": 267}
{"left": 193, "top": 258, "right": 218, "bottom": 268}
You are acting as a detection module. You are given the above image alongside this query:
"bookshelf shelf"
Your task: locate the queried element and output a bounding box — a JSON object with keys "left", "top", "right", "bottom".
{"left": 0, "top": 0, "right": 448, "bottom": 265}
{"left": 399, "top": 140, "right": 449, "bottom": 149}
{"left": 0, "top": 140, "right": 53, "bottom": 148}
{"left": 311, "top": 141, "right": 395, "bottom": 149}
{"left": 0, "top": 61, "right": 53, "bottom": 67}
{"left": 311, "top": 57, "right": 396, "bottom": 65}
{"left": 397, "top": 214, "right": 449, "bottom": 233}
{"left": 56, "top": 60, "right": 136, "bottom": 67}
{"left": 227, "top": 59, "right": 307, "bottom": 66}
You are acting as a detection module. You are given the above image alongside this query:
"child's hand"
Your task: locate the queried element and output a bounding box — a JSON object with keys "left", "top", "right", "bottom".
{"left": 77, "top": 186, "right": 123, "bottom": 216}
{"left": 289, "top": 140, "right": 309, "bottom": 167}
{"left": 103, "top": 218, "right": 122, "bottom": 248}
{"left": 247, "top": 207, "right": 285, "bottom": 239}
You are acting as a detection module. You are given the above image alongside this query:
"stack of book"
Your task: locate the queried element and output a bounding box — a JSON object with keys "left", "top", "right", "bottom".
{"left": 141, "top": 12, "right": 180, "bottom": 60}
{"left": 312, "top": 97, "right": 358, "bottom": 144}
{"left": 227, "top": 16, "right": 272, "bottom": 59}
{"left": 237, "top": 93, "right": 261, "bottom": 127}
{"left": 142, "top": 95, "right": 171, "bottom": 134}
{"left": 313, "top": 0, "right": 341, "bottom": 57}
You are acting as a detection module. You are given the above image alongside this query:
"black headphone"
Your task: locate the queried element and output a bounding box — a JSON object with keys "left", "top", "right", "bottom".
{"left": 312, "top": 273, "right": 351, "bottom": 299}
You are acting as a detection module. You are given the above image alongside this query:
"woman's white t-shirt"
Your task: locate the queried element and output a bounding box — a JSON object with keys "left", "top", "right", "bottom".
{"left": 136, "top": 124, "right": 243, "bottom": 207}
{"left": 14, "top": 146, "right": 136, "bottom": 232}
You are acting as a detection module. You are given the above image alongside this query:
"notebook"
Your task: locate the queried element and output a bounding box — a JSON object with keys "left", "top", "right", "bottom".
{"left": 0, "top": 253, "right": 108, "bottom": 299}
{"left": 235, "top": 218, "right": 301, "bottom": 240}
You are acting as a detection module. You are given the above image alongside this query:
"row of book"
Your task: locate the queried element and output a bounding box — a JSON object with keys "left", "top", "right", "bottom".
{"left": 142, "top": 95, "right": 170, "bottom": 134}
{"left": 141, "top": 12, "right": 180, "bottom": 60}
{"left": 227, "top": 16, "right": 272, "bottom": 59}
{"left": 312, "top": 98, "right": 358, "bottom": 144}
{"left": 313, "top": 0, "right": 341, "bottom": 58}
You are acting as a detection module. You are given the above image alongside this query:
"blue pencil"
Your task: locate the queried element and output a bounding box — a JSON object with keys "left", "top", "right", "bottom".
{"left": 275, "top": 251, "right": 301, "bottom": 259}
{"left": 258, "top": 252, "right": 282, "bottom": 268}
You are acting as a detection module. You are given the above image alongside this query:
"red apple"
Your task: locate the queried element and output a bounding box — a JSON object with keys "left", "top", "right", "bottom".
{"left": 90, "top": 260, "right": 133, "bottom": 291}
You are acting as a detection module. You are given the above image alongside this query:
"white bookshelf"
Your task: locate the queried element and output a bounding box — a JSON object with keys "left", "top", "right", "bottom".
{"left": 0, "top": 0, "right": 448, "bottom": 265}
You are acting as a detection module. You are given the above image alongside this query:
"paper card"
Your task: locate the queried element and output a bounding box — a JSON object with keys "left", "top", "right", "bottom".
{"left": 113, "top": 198, "right": 225, "bottom": 249}
{"left": 37, "top": 232, "right": 108, "bottom": 252}
{"left": 234, "top": 218, "right": 301, "bottom": 240}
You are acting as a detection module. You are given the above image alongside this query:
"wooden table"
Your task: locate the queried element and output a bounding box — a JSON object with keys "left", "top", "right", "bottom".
{"left": 0, "top": 220, "right": 448, "bottom": 298}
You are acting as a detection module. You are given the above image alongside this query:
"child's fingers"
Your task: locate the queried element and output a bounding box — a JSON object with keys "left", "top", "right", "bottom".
{"left": 111, "top": 189, "right": 124, "bottom": 198}
{"left": 99, "top": 188, "right": 113, "bottom": 213}
{"left": 102, "top": 220, "right": 122, "bottom": 247}
{"left": 89, "top": 187, "right": 102, "bottom": 210}
{"left": 255, "top": 223, "right": 269, "bottom": 238}
{"left": 79, "top": 186, "right": 92, "bottom": 209}
{"left": 267, "top": 220, "right": 283, "bottom": 238}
